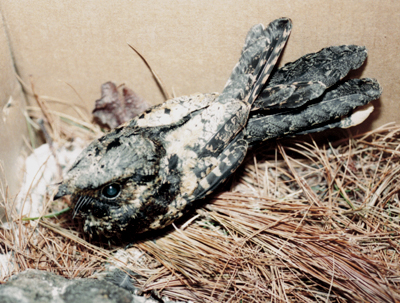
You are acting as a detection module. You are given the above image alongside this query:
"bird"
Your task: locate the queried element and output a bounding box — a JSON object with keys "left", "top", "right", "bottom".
{"left": 54, "top": 18, "right": 382, "bottom": 238}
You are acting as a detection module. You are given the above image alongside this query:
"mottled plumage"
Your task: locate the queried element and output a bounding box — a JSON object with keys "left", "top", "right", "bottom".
{"left": 54, "top": 18, "right": 382, "bottom": 238}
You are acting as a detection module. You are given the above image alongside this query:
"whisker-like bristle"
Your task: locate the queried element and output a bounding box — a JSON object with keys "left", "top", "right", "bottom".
{"left": 73, "top": 196, "right": 86, "bottom": 219}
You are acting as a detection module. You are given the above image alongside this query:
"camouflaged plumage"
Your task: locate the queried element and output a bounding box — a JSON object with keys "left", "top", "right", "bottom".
{"left": 54, "top": 18, "right": 382, "bottom": 238}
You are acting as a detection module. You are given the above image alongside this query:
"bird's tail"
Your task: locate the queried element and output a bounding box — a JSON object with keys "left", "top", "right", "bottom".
{"left": 245, "top": 78, "right": 382, "bottom": 144}
{"left": 244, "top": 45, "right": 382, "bottom": 144}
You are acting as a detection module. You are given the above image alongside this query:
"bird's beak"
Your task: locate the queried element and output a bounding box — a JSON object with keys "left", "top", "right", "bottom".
{"left": 54, "top": 183, "right": 72, "bottom": 200}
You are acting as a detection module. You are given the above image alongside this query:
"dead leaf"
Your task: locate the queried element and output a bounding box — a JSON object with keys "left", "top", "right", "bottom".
{"left": 122, "top": 86, "right": 150, "bottom": 119}
{"left": 92, "top": 82, "right": 150, "bottom": 129}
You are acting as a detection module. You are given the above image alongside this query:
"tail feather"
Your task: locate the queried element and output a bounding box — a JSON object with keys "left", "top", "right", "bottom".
{"left": 252, "top": 81, "right": 326, "bottom": 111}
{"left": 250, "top": 45, "right": 369, "bottom": 113}
{"left": 292, "top": 104, "right": 374, "bottom": 136}
{"left": 245, "top": 78, "right": 382, "bottom": 144}
{"left": 268, "top": 45, "right": 368, "bottom": 88}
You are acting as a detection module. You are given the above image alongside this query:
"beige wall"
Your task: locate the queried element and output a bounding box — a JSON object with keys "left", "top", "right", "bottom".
{"left": 0, "top": 1, "right": 399, "bottom": 194}
{"left": 0, "top": 7, "right": 27, "bottom": 200}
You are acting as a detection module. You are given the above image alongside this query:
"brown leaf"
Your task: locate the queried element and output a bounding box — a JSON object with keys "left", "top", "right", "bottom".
{"left": 122, "top": 86, "right": 150, "bottom": 120}
{"left": 92, "top": 82, "right": 150, "bottom": 129}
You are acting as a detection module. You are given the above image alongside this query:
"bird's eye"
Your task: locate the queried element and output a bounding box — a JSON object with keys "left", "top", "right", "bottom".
{"left": 101, "top": 183, "right": 121, "bottom": 199}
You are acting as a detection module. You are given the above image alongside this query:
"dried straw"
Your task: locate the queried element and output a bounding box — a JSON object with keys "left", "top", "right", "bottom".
{"left": 1, "top": 90, "right": 399, "bottom": 302}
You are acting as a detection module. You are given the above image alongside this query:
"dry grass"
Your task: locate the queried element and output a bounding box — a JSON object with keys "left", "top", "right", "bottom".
{"left": 1, "top": 91, "right": 400, "bottom": 302}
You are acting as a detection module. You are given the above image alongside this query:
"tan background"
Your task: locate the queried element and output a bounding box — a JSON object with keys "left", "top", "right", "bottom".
{"left": 0, "top": 0, "right": 399, "bottom": 197}
{"left": 0, "top": 9, "right": 27, "bottom": 199}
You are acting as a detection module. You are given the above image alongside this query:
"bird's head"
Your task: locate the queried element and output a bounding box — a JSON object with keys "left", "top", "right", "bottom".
{"left": 54, "top": 126, "right": 164, "bottom": 236}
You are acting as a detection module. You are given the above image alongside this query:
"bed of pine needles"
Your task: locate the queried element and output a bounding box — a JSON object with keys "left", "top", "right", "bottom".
{"left": 1, "top": 86, "right": 400, "bottom": 303}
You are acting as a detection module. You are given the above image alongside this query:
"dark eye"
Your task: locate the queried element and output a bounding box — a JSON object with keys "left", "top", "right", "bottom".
{"left": 101, "top": 183, "right": 121, "bottom": 199}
